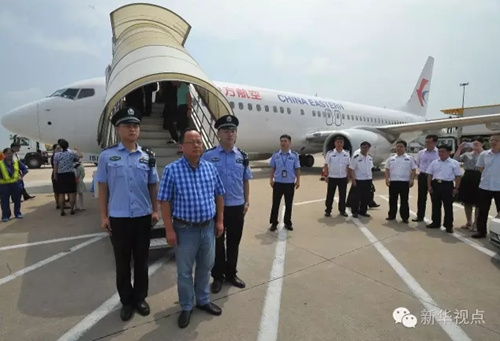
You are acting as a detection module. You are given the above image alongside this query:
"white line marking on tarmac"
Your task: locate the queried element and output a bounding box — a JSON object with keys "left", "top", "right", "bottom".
{"left": 376, "top": 195, "right": 500, "bottom": 261}
{"left": 257, "top": 204, "right": 287, "bottom": 341}
{"left": 0, "top": 235, "right": 105, "bottom": 286}
{"left": 452, "top": 202, "right": 496, "bottom": 220}
{"left": 293, "top": 198, "right": 324, "bottom": 206}
{"left": 0, "top": 233, "right": 107, "bottom": 251}
{"left": 347, "top": 208, "right": 472, "bottom": 341}
{"left": 56, "top": 255, "right": 169, "bottom": 341}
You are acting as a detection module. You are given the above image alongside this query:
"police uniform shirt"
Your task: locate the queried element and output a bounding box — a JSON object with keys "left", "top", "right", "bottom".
{"left": 349, "top": 153, "right": 373, "bottom": 180}
{"left": 95, "top": 142, "right": 159, "bottom": 218}
{"left": 476, "top": 149, "right": 500, "bottom": 191}
{"left": 386, "top": 153, "right": 417, "bottom": 181}
{"left": 426, "top": 157, "right": 462, "bottom": 181}
{"left": 270, "top": 150, "right": 300, "bottom": 184}
{"left": 324, "top": 149, "right": 350, "bottom": 178}
{"left": 201, "top": 145, "right": 253, "bottom": 206}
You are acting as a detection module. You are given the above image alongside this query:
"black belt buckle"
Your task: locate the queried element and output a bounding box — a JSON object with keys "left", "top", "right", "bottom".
{"left": 174, "top": 217, "right": 210, "bottom": 227}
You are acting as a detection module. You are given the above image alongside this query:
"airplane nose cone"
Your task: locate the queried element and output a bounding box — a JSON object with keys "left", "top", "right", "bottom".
{"left": 1, "top": 101, "right": 40, "bottom": 141}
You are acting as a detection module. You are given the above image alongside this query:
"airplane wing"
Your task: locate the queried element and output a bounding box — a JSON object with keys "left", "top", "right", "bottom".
{"left": 305, "top": 113, "right": 500, "bottom": 143}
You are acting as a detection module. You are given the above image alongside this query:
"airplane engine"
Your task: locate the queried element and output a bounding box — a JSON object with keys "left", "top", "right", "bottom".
{"left": 322, "top": 129, "right": 392, "bottom": 167}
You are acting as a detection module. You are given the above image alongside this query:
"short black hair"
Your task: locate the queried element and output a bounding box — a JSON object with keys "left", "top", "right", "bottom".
{"left": 3, "top": 148, "right": 12, "bottom": 154}
{"left": 438, "top": 144, "right": 452, "bottom": 152}
{"left": 395, "top": 140, "right": 407, "bottom": 148}
{"left": 425, "top": 134, "right": 438, "bottom": 142}
{"left": 10, "top": 143, "right": 20, "bottom": 148}
{"left": 280, "top": 134, "right": 291, "bottom": 141}
{"left": 179, "top": 128, "right": 201, "bottom": 144}
{"left": 473, "top": 136, "right": 484, "bottom": 143}
{"left": 58, "top": 138, "right": 69, "bottom": 150}
{"left": 335, "top": 136, "right": 344, "bottom": 142}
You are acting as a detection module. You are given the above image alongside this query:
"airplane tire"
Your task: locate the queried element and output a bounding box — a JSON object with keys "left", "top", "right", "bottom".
{"left": 305, "top": 154, "right": 315, "bottom": 167}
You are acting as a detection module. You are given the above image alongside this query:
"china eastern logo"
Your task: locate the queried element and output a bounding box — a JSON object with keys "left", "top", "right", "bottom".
{"left": 416, "top": 78, "right": 429, "bottom": 107}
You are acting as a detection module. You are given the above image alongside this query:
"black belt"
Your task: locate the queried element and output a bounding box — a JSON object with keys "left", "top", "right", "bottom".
{"left": 432, "top": 180, "right": 453, "bottom": 183}
{"left": 173, "top": 217, "right": 211, "bottom": 227}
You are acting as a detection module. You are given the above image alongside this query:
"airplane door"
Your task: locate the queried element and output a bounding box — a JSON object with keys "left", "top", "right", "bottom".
{"left": 324, "top": 109, "right": 333, "bottom": 126}
{"left": 334, "top": 109, "right": 343, "bottom": 126}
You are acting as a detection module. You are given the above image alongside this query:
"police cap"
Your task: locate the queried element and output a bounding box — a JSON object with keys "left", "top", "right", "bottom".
{"left": 360, "top": 141, "right": 371, "bottom": 147}
{"left": 111, "top": 107, "right": 142, "bottom": 126}
{"left": 215, "top": 114, "right": 239, "bottom": 130}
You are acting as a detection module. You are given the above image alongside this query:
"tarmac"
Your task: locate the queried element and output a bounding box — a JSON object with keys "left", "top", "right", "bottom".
{"left": 1, "top": 159, "right": 500, "bottom": 341}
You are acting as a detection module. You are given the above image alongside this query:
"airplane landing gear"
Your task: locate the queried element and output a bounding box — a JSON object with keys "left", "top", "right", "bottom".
{"left": 299, "top": 154, "right": 315, "bottom": 167}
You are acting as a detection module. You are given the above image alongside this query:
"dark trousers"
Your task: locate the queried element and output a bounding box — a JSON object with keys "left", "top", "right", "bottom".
{"left": 109, "top": 214, "right": 152, "bottom": 306}
{"left": 430, "top": 181, "right": 454, "bottom": 228}
{"left": 212, "top": 205, "right": 245, "bottom": 280}
{"left": 269, "top": 182, "right": 295, "bottom": 226}
{"left": 476, "top": 189, "right": 500, "bottom": 236}
{"left": 351, "top": 179, "right": 372, "bottom": 215}
{"left": 325, "top": 177, "right": 347, "bottom": 214}
{"left": 1, "top": 182, "right": 22, "bottom": 219}
{"left": 144, "top": 89, "right": 153, "bottom": 116}
{"left": 177, "top": 104, "right": 189, "bottom": 133}
{"left": 162, "top": 103, "right": 179, "bottom": 141}
{"left": 388, "top": 181, "right": 410, "bottom": 220}
{"left": 416, "top": 172, "right": 431, "bottom": 219}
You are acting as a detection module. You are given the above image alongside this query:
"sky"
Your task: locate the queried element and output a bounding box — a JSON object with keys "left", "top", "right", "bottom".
{"left": 1, "top": 0, "right": 500, "bottom": 147}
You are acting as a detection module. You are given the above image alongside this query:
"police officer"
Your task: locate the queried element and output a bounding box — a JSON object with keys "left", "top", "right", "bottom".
{"left": 348, "top": 141, "right": 373, "bottom": 218}
{"left": 269, "top": 134, "right": 301, "bottom": 231}
{"left": 202, "top": 114, "right": 253, "bottom": 294}
{"left": 425, "top": 145, "right": 462, "bottom": 233}
{"left": 323, "top": 136, "right": 349, "bottom": 217}
{"left": 384, "top": 140, "right": 417, "bottom": 223}
{"left": 95, "top": 106, "right": 159, "bottom": 322}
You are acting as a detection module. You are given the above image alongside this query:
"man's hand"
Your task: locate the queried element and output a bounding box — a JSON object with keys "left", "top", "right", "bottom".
{"left": 101, "top": 217, "right": 111, "bottom": 235}
{"left": 295, "top": 180, "right": 300, "bottom": 189}
{"left": 151, "top": 212, "right": 159, "bottom": 227}
{"left": 409, "top": 180, "right": 414, "bottom": 188}
{"left": 270, "top": 180, "right": 274, "bottom": 188}
{"left": 385, "top": 179, "right": 390, "bottom": 187}
{"left": 243, "top": 204, "right": 249, "bottom": 215}
{"left": 215, "top": 221, "right": 224, "bottom": 238}
{"left": 166, "top": 229, "right": 177, "bottom": 246}
{"left": 352, "top": 179, "right": 357, "bottom": 187}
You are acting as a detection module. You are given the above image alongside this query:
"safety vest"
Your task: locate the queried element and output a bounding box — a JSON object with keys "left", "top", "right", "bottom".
{"left": 0, "top": 160, "right": 20, "bottom": 184}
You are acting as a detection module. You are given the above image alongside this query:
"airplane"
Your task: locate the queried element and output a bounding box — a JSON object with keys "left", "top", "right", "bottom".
{"left": 2, "top": 55, "right": 500, "bottom": 169}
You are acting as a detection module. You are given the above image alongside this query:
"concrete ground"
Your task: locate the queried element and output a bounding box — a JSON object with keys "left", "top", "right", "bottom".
{"left": 1, "top": 160, "right": 500, "bottom": 341}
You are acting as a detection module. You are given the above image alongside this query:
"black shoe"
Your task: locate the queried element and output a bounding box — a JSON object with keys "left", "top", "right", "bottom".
{"left": 368, "top": 203, "right": 380, "bottom": 208}
{"left": 211, "top": 279, "right": 223, "bottom": 293}
{"left": 120, "top": 305, "right": 134, "bottom": 321}
{"left": 402, "top": 219, "right": 409, "bottom": 224}
{"left": 135, "top": 300, "right": 150, "bottom": 316}
{"left": 471, "top": 233, "right": 486, "bottom": 239}
{"left": 25, "top": 195, "right": 35, "bottom": 200}
{"left": 426, "top": 224, "right": 440, "bottom": 229}
{"left": 386, "top": 217, "right": 395, "bottom": 221}
{"left": 339, "top": 212, "right": 348, "bottom": 217}
{"left": 412, "top": 218, "right": 424, "bottom": 222}
{"left": 270, "top": 224, "right": 277, "bottom": 231}
{"left": 226, "top": 276, "right": 245, "bottom": 288}
{"left": 285, "top": 225, "right": 293, "bottom": 231}
{"left": 178, "top": 310, "right": 192, "bottom": 328}
{"left": 196, "top": 302, "right": 222, "bottom": 316}
{"left": 445, "top": 227, "right": 453, "bottom": 233}
{"left": 359, "top": 213, "right": 370, "bottom": 217}
{"left": 352, "top": 213, "right": 358, "bottom": 218}
{"left": 324, "top": 212, "right": 331, "bottom": 217}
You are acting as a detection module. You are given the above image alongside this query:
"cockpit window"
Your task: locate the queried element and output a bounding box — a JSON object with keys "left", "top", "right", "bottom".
{"left": 77, "top": 88, "right": 95, "bottom": 99}
{"left": 49, "top": 88, "right": 79, "bottom": 100}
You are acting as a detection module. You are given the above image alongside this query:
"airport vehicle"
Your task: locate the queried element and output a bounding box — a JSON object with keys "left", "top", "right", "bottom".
{"left": 10, "top": 134, "right": 49, "bottom": 169}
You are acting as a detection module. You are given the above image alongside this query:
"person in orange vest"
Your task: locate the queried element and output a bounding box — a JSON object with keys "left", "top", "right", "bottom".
{"left": 0, "top": 148, "right": 29, "bottom": 222}
{"left": 0, "top": 151, "right": 4, "bottom": 161}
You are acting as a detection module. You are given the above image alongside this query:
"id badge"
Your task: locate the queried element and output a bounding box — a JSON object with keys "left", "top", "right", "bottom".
{"left": 282, "top": 170, "right": 287, "bottom": 178}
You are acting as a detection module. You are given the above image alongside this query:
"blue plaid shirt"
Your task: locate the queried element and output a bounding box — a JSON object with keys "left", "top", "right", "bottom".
{"left": 157, "top": 157, "right": 225, "bottom": 222}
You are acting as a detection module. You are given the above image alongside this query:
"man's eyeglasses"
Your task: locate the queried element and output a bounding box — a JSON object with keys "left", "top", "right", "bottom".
{"left": 184, "top": 140, "right": 203, "bottom": 146}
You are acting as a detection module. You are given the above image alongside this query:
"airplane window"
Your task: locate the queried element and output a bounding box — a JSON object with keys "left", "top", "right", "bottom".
{"left": 300, "top": 109, "right": 304, "bottom": 115}
{"left": 230, "top": 102, "right": 235, "bottom": 109}
{"left": 287, "top": 107, "right": 291, "bottom": 114}
{"left": 248, "top": 103, "right": 253, "bottom": 110}
{"left": 280, "top": 107, "right": 284, "bottom": 114}
{"left": 347, "top": 115, "right": 350, "bottom": 120}
{"left": 238, "top": 102, "right": 244, "bottom": 110}
{"left": 342, "top": 114, "right": 345, "bottom": 119}
{"left": 256, "top": 104, "right": 261, "bottom": 111}
{"left": 49, "top": 88, "right": 79, "bottom": 100}
{"left": 77, "top": 88, "right": 95, "bottom": 99}
{"left": 312, "top": 111, "right": 316, "bottom": 117}
{"left": 273, "top": 106, "right": 277, "bottom": 113}
{"left": 265, "top": 105, "right": 269, "bottom": 112}
{"left": 18, "top": 137, "right": 30, "bottom": 146}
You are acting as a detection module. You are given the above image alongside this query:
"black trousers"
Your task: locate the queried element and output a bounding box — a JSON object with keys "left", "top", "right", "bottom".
{"left": 416, "top": 172, "right": 431, "bottom": 219}
{"left": 430, "top": 181, "right": 454, "bottom": 228}
{"left": 109, "top": 214, "right": 152, "bottom": 306}
{"left": 350, "top": 180, "right": 372, "bottom": 215}
{"left": 162, "top": 103, "right": 179, "bottom": 141}
{"left": 269, "top": 182, "right": 295, "bottom": 226}
{"left": 325, "top": 177, "right": 347, "bottom": 214}
{"left": 388, "top": 181, "right": 410, "bottom": 220}
{"left": 476, "top": 189, "right": 500, "bottom": 236}
{"left": 212, "top": 205, "right": 245, "bottom": 280}
{"left": 177, "top": 104, "right": 189, "bottom": 133}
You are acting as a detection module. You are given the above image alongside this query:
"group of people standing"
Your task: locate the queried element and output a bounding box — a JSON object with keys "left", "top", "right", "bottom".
{"left": 95, "top": 107, "right": 253, "bottom": 329}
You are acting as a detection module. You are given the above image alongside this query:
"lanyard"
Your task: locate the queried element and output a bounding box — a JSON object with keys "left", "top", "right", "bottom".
{"left": 281, "top": 153, "right": 289, "bottom": 169}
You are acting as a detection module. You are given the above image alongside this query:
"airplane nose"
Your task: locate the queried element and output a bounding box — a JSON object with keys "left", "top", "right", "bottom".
{"left": 1, "top": 100, "right": 40, "bottom": 141}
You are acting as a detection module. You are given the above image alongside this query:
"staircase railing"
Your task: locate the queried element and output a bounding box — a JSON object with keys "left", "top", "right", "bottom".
{"left": 189, "top": 85, "right": 219, "bottom": 150}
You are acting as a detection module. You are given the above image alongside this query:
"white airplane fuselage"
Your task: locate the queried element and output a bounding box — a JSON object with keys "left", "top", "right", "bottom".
{"left": 1, "top": 77, "right": 425, "bottom": 167}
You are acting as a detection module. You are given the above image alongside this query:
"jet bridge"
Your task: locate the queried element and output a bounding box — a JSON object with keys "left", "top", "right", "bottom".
{"left": 97, "top": 3, "right": 233, "bottom": 150}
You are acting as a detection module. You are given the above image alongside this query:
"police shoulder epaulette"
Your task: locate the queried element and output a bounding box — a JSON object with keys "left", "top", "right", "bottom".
{"left": 206, "top": 146, "right": 217, "bottom": 152}
{"left": 353, "top": 154, "right": 359, "bottom": 158}
{"left": 291, "top": 150, "right": 299, "bottom": 155}
{"left": 237, "top": 148, "right": 248, "bottom": 159}
{"left": 103, "top": 144, "right": 118, "bottom": 151}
